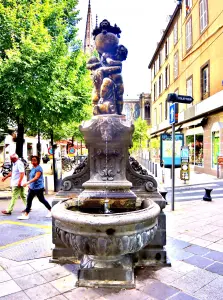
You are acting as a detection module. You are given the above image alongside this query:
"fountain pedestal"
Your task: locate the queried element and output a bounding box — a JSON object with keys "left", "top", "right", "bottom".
{"left": 78, "top": 115, "right": 137, "bottom": 210}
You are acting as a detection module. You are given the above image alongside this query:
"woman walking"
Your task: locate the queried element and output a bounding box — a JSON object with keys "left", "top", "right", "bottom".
{"left": 18, "top": 155, "right": 51, "bottom": 220}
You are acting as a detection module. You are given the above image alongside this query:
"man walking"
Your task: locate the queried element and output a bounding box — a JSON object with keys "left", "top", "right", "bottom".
{"left": 1, "top": 154, "right": 27, "bottom": 215}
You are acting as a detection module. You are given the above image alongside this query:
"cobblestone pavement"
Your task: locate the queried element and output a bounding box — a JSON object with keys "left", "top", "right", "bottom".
{"left": 1, "top": 196, "right": 223, "bottom": 299}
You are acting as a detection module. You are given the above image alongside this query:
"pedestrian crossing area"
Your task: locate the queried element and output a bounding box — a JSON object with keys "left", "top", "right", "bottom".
{"left": 166, "top": 182, "right": 223, "bottom": 202}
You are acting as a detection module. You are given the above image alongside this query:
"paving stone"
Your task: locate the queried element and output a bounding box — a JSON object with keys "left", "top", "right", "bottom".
{"left": 193, "top": 284, "right": 223, "bottom": 300}
{"left": 14, "top": 272, "right": 47, "bottom": 289}
{"left": 0, "top": 270, "right": 11, "bottom": 283}
{"left": 167, "top": 248, "right": 194, "bottom": 260}
{"left": 0, "top": 280, "right": 21, "bottom": 298}
{"left": 6, "top": 264, "right": 36, "bottom": 279}
{"left": 39, "top": 265, "right": 71, "bottom": 282}
{"left": 139, "top": 280, "right": 179, "bottom": 300}
{"left": 171, "top": 268, "right": 217, "bottom": 294}
{"left": 47, "top": 296, "right": 67, "bottom": 300}
{"left": 207, "top": 275, "right": 223, "bottom": 288}
{"left": 204, "top": 250, "right": 223, "bottom": 263}
{"left": 175, "top": 234, "right": 195, "bottom": 242}
{"left": 201, "top": 234, "right": 222, "bottom": 243}
{"left": 151, "top": 267, "right": 183, "bottom": 284}
{"left": 167, "top": 238, "right": 191, "bottom": 250}
{"left": 184, "top": 245, "right": 210, "bottom": 256}
{"left": 170, "top": 292, "right": 199, "bottom": 300}
{"left": 100, "top": 289, "right": 149, "bottom": 300}
{"left": 50, "top": 274, "right": 77, "bottom": 293}
{"left": 29, "top": 257, "right": 56, "bottom": 271}
{"left": 64, "top": 287, "right": 101, "bottom": 300}
{"left": 216, "top": 239, "right": 223, "bottom": 245}
{"left": 24, "top": 283, "right": 59, "bottom": 300}
{"left": 210, "top": 228, "right": 223, "bottom": 238}
{"left": 206, "top": 262, "right": 223, "bottom": 275}
{"left": 189, "top": 238, "right": 212, "bottom": 247}
{"left": 208, "top": 275, "right": 223, "bottom": 295}
{"left": 186, "top": 267, "right": 217, "bottom": 283}
{"left": 0, "top": 291, "right": 30, "bottom": 300}
{"left": 170, "top": 261, "right": 196, "bottom": 275}
{"left": 207, "top": 243, "right": 223, "bottom": 252}
{"left": 184, "top": 255, "right": 214, "bottom": 269}
{"left": 170, "top": 275, "right": 204, "bottom": 294}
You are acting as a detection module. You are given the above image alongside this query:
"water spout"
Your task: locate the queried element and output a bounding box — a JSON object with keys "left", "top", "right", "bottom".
{"left": 104, "top": 199, "right": 111, "bottom": 214}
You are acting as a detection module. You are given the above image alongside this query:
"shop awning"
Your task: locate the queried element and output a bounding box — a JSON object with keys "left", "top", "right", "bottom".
{"left": 166, "top": 125, "right": 181, "bottom": 133}
{"left": 181, "top": 118, "right": 204, "bottom": 128}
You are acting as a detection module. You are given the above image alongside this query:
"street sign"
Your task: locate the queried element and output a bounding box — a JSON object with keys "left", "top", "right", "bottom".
{"left": 169, "top": 103, "right": 178, "bottom": 124}
{"left": 167, "top": 93, "right": 193, "bottom": 104}
{"left": 48, "top": 146, "right": 53, "bottom": 155}
{"left": 68, "top": 146, "right": 75, "bottom": 157}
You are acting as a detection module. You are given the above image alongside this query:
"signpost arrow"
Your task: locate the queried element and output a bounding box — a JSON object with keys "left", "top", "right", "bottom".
{"left": 167, "top": 93, "right": 193, "bottom": 104}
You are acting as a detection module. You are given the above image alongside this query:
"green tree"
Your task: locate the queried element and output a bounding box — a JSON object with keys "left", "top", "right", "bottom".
{"left": 0, "top": 0, "right": 92, "bottom": 157}
{"left": 130, "top": 117, "right": 150, "bottom": 153}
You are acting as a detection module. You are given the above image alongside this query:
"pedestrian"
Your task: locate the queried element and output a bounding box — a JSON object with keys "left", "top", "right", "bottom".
{"left": 1, "top": 154, "right": 27, "bottom": 215}
{"left": 17, "top": 155, "right": 51, "bottom": 220}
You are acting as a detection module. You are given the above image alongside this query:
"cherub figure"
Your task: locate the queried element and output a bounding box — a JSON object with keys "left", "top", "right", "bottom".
{"left": 87, "top": 20, "right": 128, "bottom": 115}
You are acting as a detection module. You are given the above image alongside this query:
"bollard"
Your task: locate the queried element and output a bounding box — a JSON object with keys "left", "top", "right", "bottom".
{"left": 160, "top": 191, "right": 168, "bottom": 205}
{"left": 155, "top": 164, "right": 158, "bottom": 177}
{"left": 45, "top": 176, "right": 49, "bottom": 195}
{"left": 152, "top": 162, "right": 154, "bottom": 174}
{"left": 162, "top": 167, "right": 165, "bottom": 184}
{"left": 203, "top": 188, "right": 213, "bottom": 201}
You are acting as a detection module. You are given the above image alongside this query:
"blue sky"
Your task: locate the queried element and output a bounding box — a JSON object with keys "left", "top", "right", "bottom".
{"left": 77, "top": 0, "right": 177, "bottom": 98}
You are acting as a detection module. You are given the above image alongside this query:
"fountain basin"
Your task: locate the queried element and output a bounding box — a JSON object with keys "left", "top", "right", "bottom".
{"left": 52, "top": 199, "right": 160, "bottom": 258}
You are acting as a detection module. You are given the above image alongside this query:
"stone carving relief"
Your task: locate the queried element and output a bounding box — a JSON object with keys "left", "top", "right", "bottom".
{"left": 56, "top": 223, "right": 158, "bottom": 258}
{"left": 126, "top": 156, "right": 158, "bottom": 192}
{"left": 61, "top": 158, "right": 90, "bottom": 191}
{"left": 93, "top": 148, "right": 123, "bottom": 181}
{"left": 94, "top": 117, "right": 125, "bottom": 141}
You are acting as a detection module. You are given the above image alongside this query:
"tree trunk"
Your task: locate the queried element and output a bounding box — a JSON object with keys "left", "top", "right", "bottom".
{"left": 16, "top": 123, "right": 24, "bottom": 158}
{"left": 51, "top": 131, "right": 57, "bottom": 192}
{"left": 37, "top": 129, "right": 41, "bottom": 158}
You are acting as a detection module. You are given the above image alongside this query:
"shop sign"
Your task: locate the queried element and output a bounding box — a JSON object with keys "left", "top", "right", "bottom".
{"left": 218, "top": 156, "right": 223, "bottom": 166}
{"left": 160, "top": 134, "right": 184, "bottom": 168}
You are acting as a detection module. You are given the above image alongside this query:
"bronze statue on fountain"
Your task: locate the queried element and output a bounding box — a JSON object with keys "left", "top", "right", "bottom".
{"left": 87, "top": 19, "right": 127, "bottom": 115}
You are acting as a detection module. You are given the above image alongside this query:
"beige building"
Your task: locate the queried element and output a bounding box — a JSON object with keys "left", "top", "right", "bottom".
{"left": 148, "top": 0, "right": 223, "bottom": 176}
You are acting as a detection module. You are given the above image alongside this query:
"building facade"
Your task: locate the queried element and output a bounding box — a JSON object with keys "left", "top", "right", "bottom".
{"left": 139, "top": 93, "right": 151, "bottom": 126}
{"left": 123, "top": 97, "right": 141, "bottom": 122}
{"left": 149, "top": 0, "right": 223, "bottom": 176}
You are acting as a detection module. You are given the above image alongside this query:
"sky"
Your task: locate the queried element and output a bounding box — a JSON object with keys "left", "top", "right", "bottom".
{"left": 76, "top": 0, "right": 177, "bottom": 98}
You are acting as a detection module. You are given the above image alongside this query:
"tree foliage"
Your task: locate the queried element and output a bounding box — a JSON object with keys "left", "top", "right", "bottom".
{"left": 130, "top": 117, "right": 150, "bottom": 153}
{"left": 0, "top": 0, "right": 92, "bottom": 153}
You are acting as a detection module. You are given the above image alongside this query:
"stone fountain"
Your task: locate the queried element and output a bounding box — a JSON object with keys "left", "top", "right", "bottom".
{"left": 52, "top": 19, "right": 167, "bottom": 288}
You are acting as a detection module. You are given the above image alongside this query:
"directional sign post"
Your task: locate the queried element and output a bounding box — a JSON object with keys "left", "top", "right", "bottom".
{"left": 169, "top": 103, "right": 178, "bottom": 211}
{"left": 167, "top": 93, "right": 193, "bottom": 104}
{"left": 167, "top": 93, "right": 194, "bottom": 211}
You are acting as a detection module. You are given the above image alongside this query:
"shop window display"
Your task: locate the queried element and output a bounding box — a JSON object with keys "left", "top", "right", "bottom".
{"left": 186, "top": 134, "right": 203, "bottom": 166}
{"left": 212, "top": 131, "right": 220, "bottom": 168}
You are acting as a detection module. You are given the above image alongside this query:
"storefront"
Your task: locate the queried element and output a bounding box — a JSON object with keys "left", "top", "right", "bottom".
{"left": 181, "top": 115, "right": 223, "bottom": 177}
{"left": 185, "top": 128, "right": 204, "bottom": 167}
